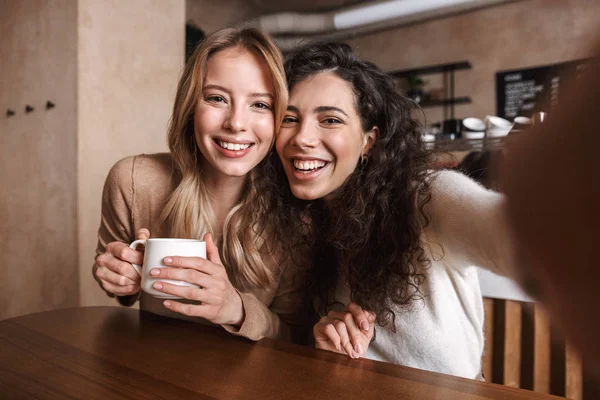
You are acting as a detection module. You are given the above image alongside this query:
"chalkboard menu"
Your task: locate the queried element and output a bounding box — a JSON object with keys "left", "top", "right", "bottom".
{"left": 496, "top": 59, "right": 589, "bottom": 120}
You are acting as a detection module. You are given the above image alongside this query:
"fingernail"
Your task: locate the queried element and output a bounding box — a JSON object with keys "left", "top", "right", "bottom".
{"left": 164, "top": 257, "right": 173, "bottom": 264}
{"left": 361, "top": 321, "right": 369, "bottom": 331}
{"left": 164, "top": 300, "right": 171, "bottom": 307}
{"left": 150, "top": 268, "right": 160, "bottom": 276}
{"left": 357, "top": 344, "right": 363, "bottom": 354}
{"left": 153, "top": 282, "right": 163, "bottom": 290}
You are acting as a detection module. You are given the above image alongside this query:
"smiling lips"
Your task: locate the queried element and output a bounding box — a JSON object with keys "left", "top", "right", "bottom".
{"left": 213, "top": 138, "right": 254, "bottom": 158}
{"left": 290, "top": 157, "right": 330, "bottom": 180}
{"left": 293, "top": 159, "right": 327, "bottom": 172}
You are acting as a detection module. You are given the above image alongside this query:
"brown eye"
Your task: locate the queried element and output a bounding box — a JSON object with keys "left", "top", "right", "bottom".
{"left": 252, "top": 102, "right": 271, "bottom": 110}
{"left": 206, "top": 95, "right": 226, "bottom": 103}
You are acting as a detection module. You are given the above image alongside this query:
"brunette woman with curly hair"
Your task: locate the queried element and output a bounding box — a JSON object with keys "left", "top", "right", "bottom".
{"left": 274, "top": 43, "right": 516, "bottom": 379}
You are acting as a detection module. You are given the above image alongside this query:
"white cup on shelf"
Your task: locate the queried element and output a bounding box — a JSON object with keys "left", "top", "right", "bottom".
{"left": 485, "top": 115, "right": 512, "bottom": 137}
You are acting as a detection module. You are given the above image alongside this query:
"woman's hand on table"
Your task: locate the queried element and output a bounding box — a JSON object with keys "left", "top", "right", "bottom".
{"left": 95, "top": 229, "right": 149, "bottom": 296}
{"left": 151, "top": 233, "right": 245, "bottom": 327}
{"left": 314, "top": 303, "right": 376, "bottom": 359}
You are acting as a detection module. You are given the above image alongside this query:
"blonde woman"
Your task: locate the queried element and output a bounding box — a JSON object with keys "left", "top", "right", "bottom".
{"left": 93, "top": 28, "right": 306, "bottom": 341}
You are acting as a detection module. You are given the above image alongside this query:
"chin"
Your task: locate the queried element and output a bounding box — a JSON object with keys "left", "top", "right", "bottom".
{"left": 218, "top": 166, "right": 254, "bottom": 177}
{"left": 222, "top": 159, "right": 263, "bottom": 176}
{"left": 290, "top": 185, "right": 322, "bottom": 201}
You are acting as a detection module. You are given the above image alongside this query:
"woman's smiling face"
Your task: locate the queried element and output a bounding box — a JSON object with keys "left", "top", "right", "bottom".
{"left": 276, "top": 72, "right": 377, "bottom": 201}
{"left": 194, "top": 46, "right": 275, "bottom": 179}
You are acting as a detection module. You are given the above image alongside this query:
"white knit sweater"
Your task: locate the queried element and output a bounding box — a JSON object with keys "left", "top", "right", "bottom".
{"left": 333, "top": 170, "right": 516, "bottom": 379}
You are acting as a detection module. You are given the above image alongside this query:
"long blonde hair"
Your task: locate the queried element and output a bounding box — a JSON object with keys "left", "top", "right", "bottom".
{"left": 160, "top": 27, "right": 287, "bottom": 290}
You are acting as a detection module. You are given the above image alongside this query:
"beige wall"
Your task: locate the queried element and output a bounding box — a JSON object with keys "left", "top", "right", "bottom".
{"left": 1, "top": 1, "right": 185, "bottom": 318}
{"left": 186, "top": 0, "right": 260, "bottom": 33}
{"left": 78, "top": 0, "right": 185, "bottom": 306}
{"left": 346, "top": 0, "right": 600, "bottom": 125}
{"left": 0, "top": 0, "right": 79, "bottom": 319}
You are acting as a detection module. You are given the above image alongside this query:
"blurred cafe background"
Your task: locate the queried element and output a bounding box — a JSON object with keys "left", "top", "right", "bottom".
{"left": 2, "top": 0, "right": 599, "bottom": 398}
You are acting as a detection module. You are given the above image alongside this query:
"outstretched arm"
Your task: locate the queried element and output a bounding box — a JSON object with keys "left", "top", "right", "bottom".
{"left": 500, "top": 42, "right": 600, "bottom": 367}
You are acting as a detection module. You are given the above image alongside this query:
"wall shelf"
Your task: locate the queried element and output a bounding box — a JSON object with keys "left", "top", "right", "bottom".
{"left": 425, "top": 134, "right": 518, "bottom": 152}
{"left": 420, "top": 96, "right": 471, "bottom": 108}
{"left": 389, "top": 60, "right": 472, "bottom": 120}
{"left": 390, "top": 61, "right": 472, "bottom": 78}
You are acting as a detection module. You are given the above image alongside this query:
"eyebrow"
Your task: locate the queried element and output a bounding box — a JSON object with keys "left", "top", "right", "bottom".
{"left": 203, "top": 84, "right": 274, "bottom": 100}
{"left": 286, "top": 105, "right": 349, "bottom": 117}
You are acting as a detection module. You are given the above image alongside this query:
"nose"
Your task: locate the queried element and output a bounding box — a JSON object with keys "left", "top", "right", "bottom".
{"left": 291, "top": 121, "right": 319, "bottom": 149}
{"left": 223, "top": 102, "right": 248, "bottom": 133}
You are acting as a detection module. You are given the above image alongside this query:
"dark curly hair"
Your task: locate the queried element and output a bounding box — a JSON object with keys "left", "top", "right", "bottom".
{"left": 271, "top": 42, "right": 434, "bottom": 328}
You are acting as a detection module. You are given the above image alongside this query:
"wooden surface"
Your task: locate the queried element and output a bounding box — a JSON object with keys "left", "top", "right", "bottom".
{"left": 504, "top": 300, "right": 523, "bottom": 388}
{"left": 534, "top": 305, "right": 551, "bottom": 394}
{"left": 565, "top": 342, "right": 583, "bottom": 400}
{"left": 0, "top": 307, "right": 563, "bottom": 400}
{"left": 482, "top": 298, "right": 495, "bottom": 382}
{"left": 482, "top": 298, "right": 586, "bottom": 399}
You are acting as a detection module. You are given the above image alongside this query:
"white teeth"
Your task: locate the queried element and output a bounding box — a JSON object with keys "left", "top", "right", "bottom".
{"left": 218, "top": 141, "right": 251, "bottom": 151}
{"left": 293, "top": 160, "right": 326, "bottom": 171}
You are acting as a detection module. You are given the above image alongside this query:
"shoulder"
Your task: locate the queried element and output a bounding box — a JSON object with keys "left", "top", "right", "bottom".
{"left": 105, "top": 153, "right": 178, "bottom": 201}
{"left": 422, "top": 169, "right": 504, "bottom": 230}
{"left": 107, "top": 152, "right": 175, "bottom": 185}
{"left": 427, "top": 169, "right": 500, "bottom": 206}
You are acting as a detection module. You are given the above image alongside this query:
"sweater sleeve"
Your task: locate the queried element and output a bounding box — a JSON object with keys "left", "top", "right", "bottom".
{"left": 222, "top": 260, "right": 312, "bottom": 343}
{"left": 92, "top": 156, "right": 140, "bottom": 306}
{"left": 424, "top": 169, "right": 517, "bottom": 278}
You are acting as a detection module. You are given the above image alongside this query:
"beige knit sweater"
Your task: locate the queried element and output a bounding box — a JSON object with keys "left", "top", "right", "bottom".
{"left": 93, "top": 153, "right": 309, "bottom": 342}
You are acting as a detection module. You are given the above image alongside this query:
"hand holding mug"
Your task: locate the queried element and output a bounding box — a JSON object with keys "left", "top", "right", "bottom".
{"left": 314, "top": 302, "right": 376, "bottom": 359}
{"left": 94, "top": 228, "right": 150, "bottom": 297}
{"left": 150, "top": 233, "right": 245, "bottom": 327}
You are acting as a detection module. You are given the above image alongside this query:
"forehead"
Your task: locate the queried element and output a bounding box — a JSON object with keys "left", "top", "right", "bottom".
{"left": 204, "top": 46, "right": 273, "bottom": 91}
{"left": 289, "top": 72, "right": 356, "bottom": 111}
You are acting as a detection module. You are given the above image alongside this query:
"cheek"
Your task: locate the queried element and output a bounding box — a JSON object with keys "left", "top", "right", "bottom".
{"left": 329, "top": 135, "right": 362, "bottom": 165}
{"left": 195, "top": 106, "right": 224, "bottom": 136}
{"left": 251, "top": 115, "right": 275, "bottom": 142}
{"left": 275, "top": 130, "right": 291, "bottom": 156}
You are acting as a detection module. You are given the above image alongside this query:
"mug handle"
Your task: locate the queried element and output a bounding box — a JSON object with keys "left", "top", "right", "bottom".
{"left": 129, "top": 239, "right": 147, "bottom": 276}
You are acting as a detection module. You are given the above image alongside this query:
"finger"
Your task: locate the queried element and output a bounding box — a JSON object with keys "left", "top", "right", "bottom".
{"left": 204, "top": 232, "right": 222, "bottom": 265}
{"left": 152, "top": 281, "right": 207, "bottom": 303}
{"left": 97, "top": 265, "right": 138, "bottom": 287}
{"left": 329, "top": 311, "right": 364, "bottom": 355}
{"left": 163, "top": 255, "right": 219, "bottom": 275}
{"left": 345, "top": 302, "right": 372, "bottom": 332}
{"left": 333, "top": 320, "right": 357, "bottom": 359}
{"left": 102, "top": 255, "right": 141, "bottom": 283}
{"left": 340, "top": 312, "right": 366, "bottom": 355}
{"left": 137, "top": 228, "right": 150, "bottom": 240}
{"left": 100, "top": 280, "right": 139, "bottom": 296}
{"left": 314, "top": 321, "right": 342, "bottom": 353}
{"left": 107, "top": 241, "right": 144, "bottom": 266}
{"left": 162, "top": 299, "right": 213, "bottom": 318}
{"left": 149, "top": 267, "right": 215, "bottom": 288}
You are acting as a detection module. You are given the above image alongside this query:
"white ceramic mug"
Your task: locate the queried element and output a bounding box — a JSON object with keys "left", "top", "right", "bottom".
{"left": 129, "top": 238, "right": 206, "bottom": 299}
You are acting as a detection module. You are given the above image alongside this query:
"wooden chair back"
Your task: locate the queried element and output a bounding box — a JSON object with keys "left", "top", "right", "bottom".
{"left": 483, "top": 298, "right": 583, "bottom": 399}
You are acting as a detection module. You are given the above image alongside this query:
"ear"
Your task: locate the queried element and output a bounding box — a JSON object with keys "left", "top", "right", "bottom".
{"left": 362, "top": 126, "right": 379, "bottom": 156}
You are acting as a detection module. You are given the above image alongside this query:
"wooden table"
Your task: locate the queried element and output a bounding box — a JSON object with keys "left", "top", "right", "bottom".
{"left": 0, "top": 307, "right": 561, "bottom": 399}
